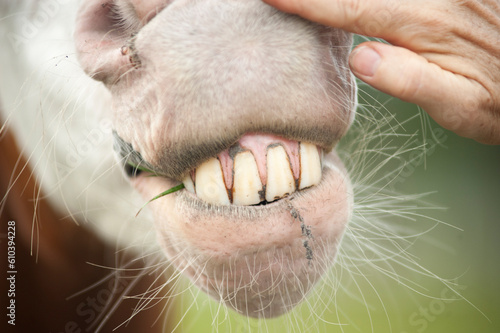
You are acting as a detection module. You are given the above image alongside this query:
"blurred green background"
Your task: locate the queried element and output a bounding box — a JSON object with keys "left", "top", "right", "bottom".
{"left": 177, "top": 83, "right": 500, "bottom": 332}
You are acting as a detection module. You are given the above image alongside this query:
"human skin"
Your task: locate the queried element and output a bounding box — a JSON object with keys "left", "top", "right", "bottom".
{"left": 263, "top": 0, "right": 500, "bottom": 145}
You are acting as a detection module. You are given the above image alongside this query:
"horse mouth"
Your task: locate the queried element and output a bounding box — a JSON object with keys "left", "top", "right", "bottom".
{"left": 121, "top": 131, "right": 352, "bottom": 318}
{"left": 180, "top": 133, "right": 324, "bottom": 206}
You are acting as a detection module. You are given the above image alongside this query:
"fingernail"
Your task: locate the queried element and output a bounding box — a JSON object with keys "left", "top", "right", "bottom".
{"left": 350, "top": 46, "right": 381, "bottom": 77}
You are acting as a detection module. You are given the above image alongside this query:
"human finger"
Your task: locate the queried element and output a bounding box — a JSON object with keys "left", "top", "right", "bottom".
{"left": 350, "top": 41, "right": 498, "bottom": 143}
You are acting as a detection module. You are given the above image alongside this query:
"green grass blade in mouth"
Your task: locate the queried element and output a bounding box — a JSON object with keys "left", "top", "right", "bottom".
{"left": 136, "top": 183, "right": 185, "bottom": 217}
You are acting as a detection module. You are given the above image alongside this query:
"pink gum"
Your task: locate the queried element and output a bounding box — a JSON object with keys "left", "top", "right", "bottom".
{"left": 217, "top": 133, "right": 300, "bottom": 190}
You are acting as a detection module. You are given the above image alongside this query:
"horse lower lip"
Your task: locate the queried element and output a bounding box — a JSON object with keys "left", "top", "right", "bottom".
{"left": 131, "top": 150, "right": 352, "bottom": 318}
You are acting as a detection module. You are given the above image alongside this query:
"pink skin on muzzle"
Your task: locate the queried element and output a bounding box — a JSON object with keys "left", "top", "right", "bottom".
{"left": 75, "top": 0, "right": 356, "bottom": 318}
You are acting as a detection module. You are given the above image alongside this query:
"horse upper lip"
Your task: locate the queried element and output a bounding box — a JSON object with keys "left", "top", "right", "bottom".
{"left": 114, "top": 128, "right": 333, "bottom": 179}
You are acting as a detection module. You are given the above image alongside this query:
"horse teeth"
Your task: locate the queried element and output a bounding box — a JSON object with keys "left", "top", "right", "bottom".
{"left": 195, "top": 158, "right": 230, "bottom": 205}
{"left": 232, "top": 151, "right": 263, "bottom": 206}
{"left": 265, "top": 145, "right": 296, "bottom": 203}
{"left": 188, "top": 140, "right": 323, "bottom": 206}
{"left": 299, "top": 142, "right": 322, "bottom": 190}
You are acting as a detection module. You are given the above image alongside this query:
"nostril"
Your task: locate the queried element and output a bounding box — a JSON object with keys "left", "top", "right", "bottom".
{"left": 74, "top": 0, "right": 144, "bottom": 84}
{"left": 75, "top": 1, "right": 127, "bottom": 83}
{"left": 75, "top": 0, "right": 170, "bottom": 84}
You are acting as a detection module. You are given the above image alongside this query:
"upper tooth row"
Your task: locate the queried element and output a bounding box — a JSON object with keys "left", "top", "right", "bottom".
{"left": 182, "top": 143, "right": 322, "bottom": 206}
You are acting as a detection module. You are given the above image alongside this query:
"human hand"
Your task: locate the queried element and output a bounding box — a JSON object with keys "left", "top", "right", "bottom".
{"left": 263, "top": 0, "right": 500, "bottom": 144}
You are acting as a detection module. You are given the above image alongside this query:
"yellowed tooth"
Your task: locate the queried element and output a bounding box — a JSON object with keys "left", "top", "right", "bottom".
{"left": 299, "top": 143, "right": 322, "bottom": 190}
{"left": 183, "top": 174, "right": 195, "bottom": 194}
{"left": 195, "top": 158, "right": 230, "bottom": 205}
{"left": 266, "top": 145, "right": 296, "bottom": 202}
{"left": 233, "top": 151, "right": 263, "bottom": 206}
